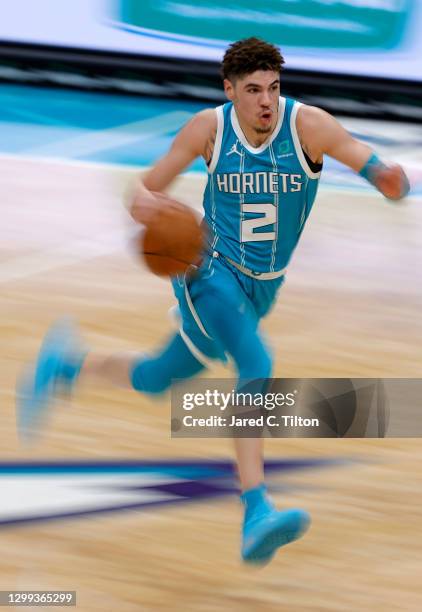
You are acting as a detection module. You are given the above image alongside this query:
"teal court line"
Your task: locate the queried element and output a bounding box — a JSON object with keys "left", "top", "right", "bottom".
{"left": 0, "top": 83, "right": 207, "bottom": 172}
{"left": 5, "top": 105, "right": 72, "bottom": 127}
{"left": 25, "top": 111, "right": 193, "bottom": 158}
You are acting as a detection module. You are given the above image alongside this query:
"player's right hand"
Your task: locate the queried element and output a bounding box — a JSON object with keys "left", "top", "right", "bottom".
{"left": 126, "top": 181, "right": 160, "bottom": 225}
{"left": 130, "top": 195, "right": 159, "bottom": 225}
{"left": 375, "top": 164, "right": 410, "bottom": 201}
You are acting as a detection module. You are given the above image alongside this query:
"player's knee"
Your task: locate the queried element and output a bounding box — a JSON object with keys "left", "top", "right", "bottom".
{"left": 259, "top": 350, "right": 273, "bottom": 379}
{"left": 130, "top": 333, "right": 205, "bottom": 396}
{"left": 238, "top": 346, "right": 273, "bottom": 379}
{"left": 130, "top": 358, "right": 172, "bottom": 395}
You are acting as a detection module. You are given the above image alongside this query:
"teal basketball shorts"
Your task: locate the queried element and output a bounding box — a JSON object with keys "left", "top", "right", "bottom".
{"left": 171, "top": 253, "right": 285, "bottom": 365}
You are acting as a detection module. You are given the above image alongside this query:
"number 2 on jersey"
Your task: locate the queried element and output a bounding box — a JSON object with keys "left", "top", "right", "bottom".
{"left": 241, "top": 203, "right": 276, "bottom": 242}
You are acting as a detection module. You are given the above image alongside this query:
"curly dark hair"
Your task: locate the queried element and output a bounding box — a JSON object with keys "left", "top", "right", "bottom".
{"left": 221, "top": 37, "right": 285, "bottom": 81}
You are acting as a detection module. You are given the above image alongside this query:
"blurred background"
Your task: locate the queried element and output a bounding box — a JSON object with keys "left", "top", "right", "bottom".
{"left": 1, "top": 0, "right": 422, "bottom": 118}
{"left": 0, "top": 1, "right": 421, "bottom": 611}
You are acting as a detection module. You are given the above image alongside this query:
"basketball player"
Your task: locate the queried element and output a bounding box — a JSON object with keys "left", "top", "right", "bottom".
{"left": 17, "top": 38, "right": 410, "bottom": 565}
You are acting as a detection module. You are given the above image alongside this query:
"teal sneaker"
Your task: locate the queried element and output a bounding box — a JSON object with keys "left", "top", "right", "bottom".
{"left": 241, "top": 484, "right": 311, "bottom": 565}
{"left": 16, "top": 319, "right": 85, "bottom": 442}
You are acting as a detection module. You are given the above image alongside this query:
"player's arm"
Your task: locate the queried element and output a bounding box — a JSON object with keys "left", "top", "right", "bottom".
{"left": 297, "top": 105, "right": 410, "bottom": 201}
{"left": 130, "top": 109, "right": 216, "bottom": 223}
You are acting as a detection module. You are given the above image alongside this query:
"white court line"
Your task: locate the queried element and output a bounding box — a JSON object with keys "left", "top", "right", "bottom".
{"left": 0, "top": 230, "right": 130, "bottom": 285}
{"left": 23, "top": 111, "right": 193, "bottom": 157}
{"left": 0, "top": 151, "right": 188, "bottom": 176}
{"left": 0, "top": 151, "right": 394, "bottom": 195}
{"left": 0, "top": 152, "right": 420, "bottom": 194}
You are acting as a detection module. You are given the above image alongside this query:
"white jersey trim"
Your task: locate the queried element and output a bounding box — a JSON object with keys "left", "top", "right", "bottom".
{"left": 208, "top": 105, "right": 224, "bottom": 174}
{"left": 184, "top": 281, "right": 212, "bottom": 339}
{"left": 290, "top": 102, "right": 321, "bottom": 180}
{"left": 230, "top": 97, "right": 286, "bottom": 155}
{"left": 179, "top": 327, "right": 215, "bottom": 368}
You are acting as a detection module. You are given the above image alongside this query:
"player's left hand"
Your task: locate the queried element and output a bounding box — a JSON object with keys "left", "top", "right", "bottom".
{"left": 375, "top": 164, "right": 410, "bottom": 201}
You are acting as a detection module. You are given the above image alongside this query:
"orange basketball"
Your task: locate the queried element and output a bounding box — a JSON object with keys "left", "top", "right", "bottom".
{"left": 139, "top": 197, "right": 204, "bottom": 277}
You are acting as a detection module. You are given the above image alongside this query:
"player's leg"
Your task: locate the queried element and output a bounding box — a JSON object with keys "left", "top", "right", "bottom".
{"left": 194, "top": 289, "right": 310, "bottom": 564}
{"left": 81, "top": 332, "right": 205, "bottom": 393}
{"left": 16, "top": 320, "right": 205, "bottom": 438}
{"left": 194, "top": 291, "right": 269, "bottom": 487}
{"left": 233, "top": 437, "right": 264, "bottom": 492}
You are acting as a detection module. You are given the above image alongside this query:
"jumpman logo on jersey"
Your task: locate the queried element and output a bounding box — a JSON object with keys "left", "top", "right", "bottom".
{"left": 226, "top": 141, "right": 243, "bottom": 158}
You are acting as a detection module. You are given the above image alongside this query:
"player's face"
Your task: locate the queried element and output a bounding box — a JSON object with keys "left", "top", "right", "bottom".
{"left": 224, "top": 71, "right": 280, "bottom": 135}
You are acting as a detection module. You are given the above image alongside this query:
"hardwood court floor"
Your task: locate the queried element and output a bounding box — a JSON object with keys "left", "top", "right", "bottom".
{"left": 0, "top": 157, "right": 421, "bottom": 611}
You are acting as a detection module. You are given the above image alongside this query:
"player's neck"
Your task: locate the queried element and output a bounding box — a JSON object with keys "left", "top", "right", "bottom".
{"left": 235, "top": 110, "right": 278, "bottom": 148}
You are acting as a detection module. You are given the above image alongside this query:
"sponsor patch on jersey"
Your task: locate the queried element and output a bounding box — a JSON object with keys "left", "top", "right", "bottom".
{"left": 277, "top": 140, "right": 293, "bottom": 158}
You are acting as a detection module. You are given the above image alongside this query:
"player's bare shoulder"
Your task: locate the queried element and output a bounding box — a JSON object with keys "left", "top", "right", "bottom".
{"left": 295, "top": 104, "right": 330, "bottom": 164}
{"left": 176, "top": 108, "right": 217, "bottom": 163}
{"left": 191, "top": 108, "right": 218, "bottom": 164}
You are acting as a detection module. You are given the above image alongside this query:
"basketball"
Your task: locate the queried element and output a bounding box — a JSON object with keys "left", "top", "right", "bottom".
{"left": 139, "top": 196, "right": 204, "bottom": 277}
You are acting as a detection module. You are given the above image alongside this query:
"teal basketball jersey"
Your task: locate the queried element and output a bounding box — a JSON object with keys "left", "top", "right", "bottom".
{"left": 203, "top": 97, "right": 321, "bottom": 273}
